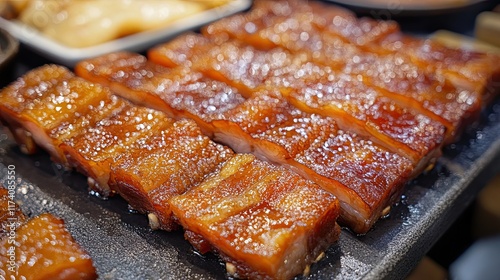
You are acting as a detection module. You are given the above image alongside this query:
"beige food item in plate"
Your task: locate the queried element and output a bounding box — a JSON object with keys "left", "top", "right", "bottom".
{"left": 15, "top": 0, "right": 221, "bottom": 48}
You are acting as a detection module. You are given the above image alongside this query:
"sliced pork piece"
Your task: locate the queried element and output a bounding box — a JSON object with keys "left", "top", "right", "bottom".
{"left": 377, "top": 35, "right": 500, "bottom": 99}
{"left": 0, "top": 213, "right": 97, "bottom": 280}
{"left": 280, "top": 72, "right": 446, "bottom": 166}
{"left": 60, "top": 104, "right": 175, "bottom": 197}
{"left": 148, "top": 32, "right": 213, "bottom": 68}
{"left": 341, "top": 52, "right": 482, "bottom": 142}
{"left": 0, "top": 66, "right": 121, "bottom": 165}
{"left": 0, "top": 65, "right": 74, "bottom": 156}
{"left": 109, "top": 119, "right": 234, "bottom": 231}
{"left": 191, "top": 41, "right": 310, "bottom": 97}
{"left": 74, "top": 52, "right": 177, "bottom": 113}
{"left": 75, "top": 52, "right": 247, "bottom": 136}
{"left": 213, "top": 93, "right": 414, "bottom": 233}
{"left": 169, "top": 153, "right": 341, "bottom": 280}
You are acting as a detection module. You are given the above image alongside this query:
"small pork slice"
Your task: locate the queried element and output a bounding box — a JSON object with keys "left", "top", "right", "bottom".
{"left": 75, "top": 52, "right": 247, "bottom": 136}
{"left": 169, "top": 153, "right": 341, "bottom": 280}
{"left": 213, "top": 93, "right": 414, "bottom": 233}
{"left": 279, "top": 71, "right": 446, "bottom": 166}
{"left": 60, "top": 103, "right": 175, "bottom": 197}
{"left": 0, "top": 65, "right": 73, "bottom": 156}
{"left": 0, "top": 65, "right": 121, "bottom": 164}
{"left": 202, "top": 0, "right": 355, "bottom": 51}
{"left": 148, "top": 32, "right": 213, "bottom": 68}
{"left": 190, "top": 40, "right": 310, "bottom": 97}
{"left": 74, "top": 52, "right": 176, "bottom": 113}
{"left": 0, "top": 213, "right": 97, "bottom": 280}
{"left": 0, "top": 187, "right": 26, "bottom": 237}
{"left": 341, "top": 52, "right": 482, "bottom": 142}
{"left": 201, "top": 0, "right": 359, "bottom": 69}
{"left": 377, "top": 35, "right": 500, "bottom": 100}
{"left": 109, "top": 119, "right": 234, "bottom": 231}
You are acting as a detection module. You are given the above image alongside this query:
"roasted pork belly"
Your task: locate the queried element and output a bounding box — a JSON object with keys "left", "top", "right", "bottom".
{"left": 60, "top": 103, "right": 175, "bottom": 197}
{"left": 75, "top": 51, "right": 419, "bottom": 232}
{"left": 192, "top": 41, "right": 309, "bottom": 97}
{"left": 74, "top": 52, "right": 176, "bottom": 113}
{"left": 0, "top": 213, "right": 97, "bottom": 280}
{"left": 169, "top": 153, "right": 341, "bottom": 280}
{"left": 148, "top": 32, "right": 213, "bottom": 68}
{"left": 75, "top": 52, "right": 247, "bottom": 136}
{"left": 341, "top": 52, "right": 482, "bottom": 141}
{"left": 109, "top": 119, "right": 234, "bottom": 231}
{"left": 377, "top": 35, "right": 500, "bottom": 98}
{"left": 279, "top": 72, "right": 446, "bottom": 165}
{"left": 0, "top": 65, "right": 73, "bottom": 157}
{"left": 0, "top": 65, "right": 123, "bottom": 164}
{"left": 213, "top": 93, "right": 414, "bottom": 233}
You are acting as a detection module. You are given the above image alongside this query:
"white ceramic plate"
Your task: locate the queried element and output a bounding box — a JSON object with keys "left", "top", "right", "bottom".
{"left": 0, "top": 0, "right": 251, "bottom": 66}
{"left": 326, "top": 0, "right": 486, "bottom": 14}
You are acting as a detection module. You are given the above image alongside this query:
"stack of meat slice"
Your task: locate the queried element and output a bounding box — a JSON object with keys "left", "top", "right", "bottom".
{"left": 0, "top": 187, "right": 97, "bottom": 279}
{"left": 76, "top": 50, "right": 417, "bottom": 233}
{"left": 0, "top": 65, "right": 342, "bottom": 280}
{"left": 2, "top": 0, "right": 500, "bottom": 278}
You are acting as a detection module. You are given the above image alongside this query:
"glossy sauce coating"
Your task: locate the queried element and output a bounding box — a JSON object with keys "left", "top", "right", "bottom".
{"left": 0, "top": 214, "right": 97, "bottom": 280}
{"left": 170, "top": 154, "right": 340, "bottom": 280}
{"left": 110, "top": 119, "right": 234, "bottom": 230}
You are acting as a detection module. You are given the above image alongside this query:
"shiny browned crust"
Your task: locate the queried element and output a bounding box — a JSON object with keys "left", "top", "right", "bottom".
{"left": 110, "top": 119, "right": 234, "bottom": 231}
{"left": 0, "top": 213, "right": 97, "bottom": 280}
{"left": 170, "top": 154, "right": 341, "bottom": 280}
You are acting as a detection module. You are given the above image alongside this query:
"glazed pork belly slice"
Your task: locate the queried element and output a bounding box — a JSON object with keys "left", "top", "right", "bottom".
{"left": 109, "top": 119, "right": 234, "bottom": 231}
{"left": 213, "top": 93, "right": 414, "bottom": 233}
{"left": 191, "top": 40, "right": 310, "bottom": 97}
{"left": 279, "top": 72, "right": 446, "bottom": 166}
{"left": 0, "top": 213, "right": 97, "bottom": 280}
{"left": 60, "top": 104, "right": 175, "bottom": 197}
{"left": 377, "top": 35, "right": 500, "bottom": 99}
{"left": 169, "top": 153, "right": 341, "bottom": 280}
{"left": 148, "top": 32, "right": 213, "bottom": 68}
{"left": 0, "top": 65, "right": 73, "bottom": 156}
{"left": 202, "top": 0, "right": 397, "bottom": 53}
{"left": 75, "top": 52, "right": 247, "bottom": 136}
{"left": 0, "top": 66, "right": 123, "bottom": 164}
{"left": 75, "top": 52, "right": 178, "bottom": 113}
{"left": 340, "top": 52, "right": 483, "bottom": 142}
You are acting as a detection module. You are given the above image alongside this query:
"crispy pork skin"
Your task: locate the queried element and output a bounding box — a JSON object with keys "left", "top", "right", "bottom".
{"left": 76, "top": 52, "right": 247, "bottom": 137}
{"left": 0, "top": 65, "right": 122, "bottom": 164}
{"left": 214, "top": 93, "right": 414, "bottom": 233}
{"left": 170, "top": 154, "right": 341, "bottom": 280}
{"left": 0, "top": 213, "right": 97, "bottom": 280}
{"left": 60, "top": 104, "right": 175, "bottom": 197}
{"left": 110, "top": 119, "right": 234, "bottom": 231}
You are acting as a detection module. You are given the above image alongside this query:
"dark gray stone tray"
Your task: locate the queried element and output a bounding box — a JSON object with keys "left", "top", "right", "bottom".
{"left": 1, "top": 97, "right": 499, "bottom": 279}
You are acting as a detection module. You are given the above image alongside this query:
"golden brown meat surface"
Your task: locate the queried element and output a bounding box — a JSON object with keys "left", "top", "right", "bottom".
{"left": 214, "top": 93, "right": 414, "bottom": 233}
{"left": 75, "top": 52, "right": 247, "bottom": 136}
{"left": 0, "top": 65, "right": 122, "bottom": 164}
{"left": 170, "top": 154, "right": 341, "bottom": 280}
{"left": 0, "top": 213, "right": 97, "bottom": 280}
{"left": 110, "top": 119, "right": 234, "bottom": 231}
{"left": 281, "top": 73, "right": 446, "bottom": 165}
{"left": 60, "top": 104, "right": 175, "bottom": 197}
